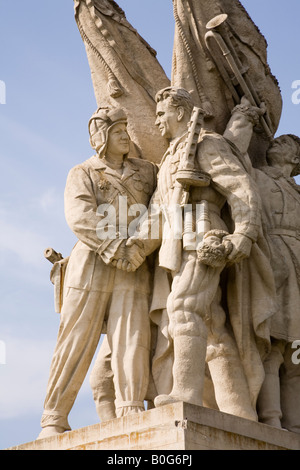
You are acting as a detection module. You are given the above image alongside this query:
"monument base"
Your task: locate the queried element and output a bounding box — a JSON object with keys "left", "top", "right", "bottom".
{"left": 7, "top": 402, "right": 300, "bottom": 450}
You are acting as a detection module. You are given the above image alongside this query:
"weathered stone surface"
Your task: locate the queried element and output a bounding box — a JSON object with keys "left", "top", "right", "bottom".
{"left": 34, "top": 1, "right": 300, "bottom": 444}
{"left": 8, "top": 403, "right": 300, "bottom": 450}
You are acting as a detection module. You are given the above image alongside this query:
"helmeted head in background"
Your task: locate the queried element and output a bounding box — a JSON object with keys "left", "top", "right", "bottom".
{"left": 288, "top": 134, "right": 300, "bottom": 177}
{"left": 88, "top": 107, "right": 128, "bottom": 157}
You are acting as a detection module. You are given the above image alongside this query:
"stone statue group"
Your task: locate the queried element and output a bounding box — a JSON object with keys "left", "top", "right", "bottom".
{"left": 37, "top": 1, "right": 300, "bottom": 439}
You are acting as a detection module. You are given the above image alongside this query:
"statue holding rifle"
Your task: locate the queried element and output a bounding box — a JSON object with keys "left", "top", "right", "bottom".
{"left": 124, "top": 85, "right": 269, "bottom": 420}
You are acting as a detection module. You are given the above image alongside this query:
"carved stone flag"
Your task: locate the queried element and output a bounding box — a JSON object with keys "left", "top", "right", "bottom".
{"left": 171, "top": 0, "right": 283, "bottom": 165}
{"left": 74, "top": 0, "right": 170, "bottom": 162}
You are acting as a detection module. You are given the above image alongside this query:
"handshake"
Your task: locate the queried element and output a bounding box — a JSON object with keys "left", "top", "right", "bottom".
{"left": 101, "top": 238, "right": 146, "bottom": 273}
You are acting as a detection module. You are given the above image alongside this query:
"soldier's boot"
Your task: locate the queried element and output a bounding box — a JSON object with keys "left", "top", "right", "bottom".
{"left": 257, "top": 371, "right": 282, "bottom": 428}
{"left": 154, "top": 331, "right": 206, "bottom": 408}
{"left": 37, "top": 425, "right": 66, "bottom": 440}
{"left": 89, "top": 337, "right": 117, "bottom": 422}
{"left": 94, "top": 399, "right": 116, "bottom": 422}
{"left": 257, "top": 343, "right": 284, "bottom": 429}
{"left": 208, "top": 354, "right": 258, "bottom": 421}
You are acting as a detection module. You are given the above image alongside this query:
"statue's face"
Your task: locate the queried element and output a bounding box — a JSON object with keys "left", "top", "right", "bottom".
{"left": 155, "top": 100, "right": 180, "bottom": 140}
{"left": 205, "top": 235, "right": 224, "bottom": 251}
{"left": 268, "top": 136, "right": 297, "bottom": 164}
{"left": 106, "top": 122, "right": 130, "bottom": 158}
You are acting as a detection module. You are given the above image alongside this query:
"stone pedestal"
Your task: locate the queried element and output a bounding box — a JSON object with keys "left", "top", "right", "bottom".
{"left": 7, "top": 402, "right": 300, "bottom": 450}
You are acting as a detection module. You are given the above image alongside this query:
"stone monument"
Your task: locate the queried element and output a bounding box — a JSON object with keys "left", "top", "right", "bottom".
{"left": 9, "top": 0, "right": 300, "bottom": 451}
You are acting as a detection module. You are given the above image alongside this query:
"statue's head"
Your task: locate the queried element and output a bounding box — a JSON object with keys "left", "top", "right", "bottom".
{"left": 88, "top": 107, "right": 129, "bottom": 157}
{"left": 155, "top": 87, "right": 199, "bottom": 141}
{"left": 267, "top": 134, "right": 300, "bottom": 177}
{"left": 197, "top": 230, "right": 232, "bottom": 268}
{"left": 155, "top": 87, "right": 194, "bottom": 115}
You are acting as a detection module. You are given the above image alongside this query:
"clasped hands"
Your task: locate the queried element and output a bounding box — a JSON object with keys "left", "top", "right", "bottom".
{"left": 110, "top": 238, "right": 145, "bottom": 272}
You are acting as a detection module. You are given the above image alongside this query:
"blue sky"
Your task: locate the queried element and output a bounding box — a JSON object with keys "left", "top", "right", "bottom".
{"left": 0, "top": 0, "right": 299, "bottom": 449}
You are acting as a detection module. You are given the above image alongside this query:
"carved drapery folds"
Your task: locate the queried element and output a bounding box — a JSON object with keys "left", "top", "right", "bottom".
{"left": 171, "top": 0, "right": 283, "bottom": 166}
{"left": 74, "top": 0, "right": 170, "bottom": 162}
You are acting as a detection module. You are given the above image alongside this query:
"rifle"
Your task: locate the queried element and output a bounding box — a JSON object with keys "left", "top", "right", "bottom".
{"left": 44, "top": 247, "right": 63, "bottom": 264}
{"left": 44, "top": 247, "right": 68, "bottom": 313}
{"left": 204, "top": 14, "right": 273, "bottom": 141}
{"left": 158, "top": 107, "right": 211, "bottom": 272}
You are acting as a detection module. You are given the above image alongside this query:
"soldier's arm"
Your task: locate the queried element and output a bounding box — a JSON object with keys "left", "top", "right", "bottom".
{"left": 198, "top": 134, "right": 262, "bottom": 261}
{"left": 223, "top": 97, "right": 266, "bottom": 157}
{"left": 132, "top": 184, "right": 162, "bottom": 256}
{"left": 64, "top": 165, "right": 121, "bottom": 255}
